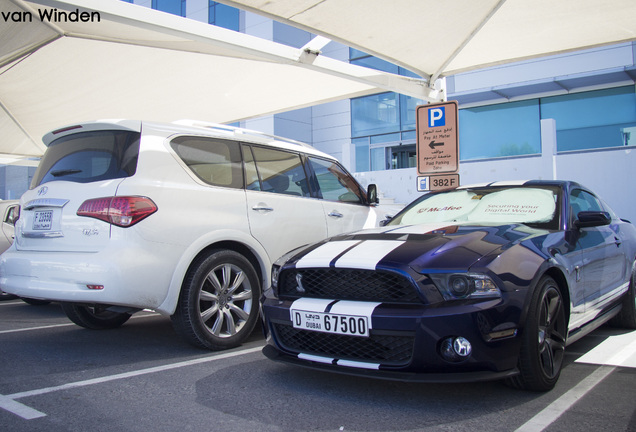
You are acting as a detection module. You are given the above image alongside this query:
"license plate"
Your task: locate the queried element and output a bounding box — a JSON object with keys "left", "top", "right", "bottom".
{"left": 291, "top": 309, "right": 370, "bottom": 337}
{"left": 33, "top": 210, "right": 53, "bottom": 230}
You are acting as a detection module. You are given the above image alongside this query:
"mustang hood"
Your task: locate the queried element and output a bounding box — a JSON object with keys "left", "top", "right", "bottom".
{"left": 292, "top": 222, "right": 547, "bottom": 274}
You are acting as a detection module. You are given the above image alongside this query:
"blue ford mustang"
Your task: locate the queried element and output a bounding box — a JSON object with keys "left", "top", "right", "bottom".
{"left": 261, "top": 180, "right": 636, "bottom": 391}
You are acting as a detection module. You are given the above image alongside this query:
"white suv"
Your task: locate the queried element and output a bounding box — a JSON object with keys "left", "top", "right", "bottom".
{"left": 0, "top": 120, "right": 391, "bottom": 350}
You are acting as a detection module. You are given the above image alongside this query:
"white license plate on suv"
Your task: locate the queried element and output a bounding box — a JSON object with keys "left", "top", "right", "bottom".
{"left": 291, "top": 309, "right": 370, "bottom": 337}
{"left": 33, "top": 210, "right": 53, "bottom": 230}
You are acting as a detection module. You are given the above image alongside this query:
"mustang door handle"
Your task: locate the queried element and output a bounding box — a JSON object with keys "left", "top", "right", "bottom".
{"left": 328, "top": 211, "right": 344, "bottom": 218}
{"left": 615, "top": 236, "right": 622, "bottom": 247}
{"left": 252, "top": 205, "right": 274, "bottom": 212}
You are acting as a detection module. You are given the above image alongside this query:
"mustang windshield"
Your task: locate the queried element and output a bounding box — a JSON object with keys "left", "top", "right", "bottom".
{"left": 391, "top": 187, "right": 558, "bottom": 228}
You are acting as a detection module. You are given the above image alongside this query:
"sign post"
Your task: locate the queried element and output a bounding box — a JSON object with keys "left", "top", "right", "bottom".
{"left": 416, "top": 101, "right": 460, "bottom": 191}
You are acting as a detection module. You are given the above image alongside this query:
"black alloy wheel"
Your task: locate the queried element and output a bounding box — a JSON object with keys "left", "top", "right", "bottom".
{"left": 509, "top": 276, "right": 567, "bottom": 391}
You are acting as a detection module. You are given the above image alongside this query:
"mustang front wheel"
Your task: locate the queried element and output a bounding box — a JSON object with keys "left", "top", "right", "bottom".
{"left": 510, "top": 276, "right": 567, "bottom": 391}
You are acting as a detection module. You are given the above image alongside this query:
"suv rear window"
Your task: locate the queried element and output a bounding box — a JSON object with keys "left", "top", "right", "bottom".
{"left": 32, "top": 130, "right": 141, "bottom": 187}
{"left": 171, "top": 136, "right": 243, "bottom": 189}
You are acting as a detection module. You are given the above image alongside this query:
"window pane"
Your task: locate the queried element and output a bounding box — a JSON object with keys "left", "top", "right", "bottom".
{"left": 309, "top": 157, "right": 363, "bottom": 203}
{"left": 353, "top": 137, "right": 370, "bottom": 172}
{"left": 171, "top": 136, "right": 243, "bottom": 188}
{"left": 242, "top": 145, "right": 260, "bottom": 191}
{"left": 390, "top": 145, "right": 417, "bottom": 169}
{"left": 540, "top": 86, "right": 636, "bottom": 151}
{"left": 251, "top": 147, "right": 310, "bottom": 197}
{"left": 34, "top": 130, "right": 140, "bottom": 187}
{"left": 152, "top": 0, "right": 184, "bottom": 16}
{"left": 370, "top": 133, "right": 400, "bottom": 144}
{"left": 209, "top": 2, "right": 240, "bottom": 31}
{"left": 352, "top": 93, "right": 400, "bottom": 137}
{"left": 458, "top": 99, "right": 541, "bottom": 160}
{"left": 370, "top": 147, "right": 385, "bottom": 171}
{"left": 400, "top": 94, "right": 424, "bottom": 130}
{"left": 570, "top": 189, "right": 603, "bottom": 214}
{"left": 350, "top": 56, "right": 398, "bottom": 74}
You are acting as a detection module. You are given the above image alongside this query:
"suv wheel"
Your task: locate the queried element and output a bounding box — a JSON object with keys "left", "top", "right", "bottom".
{"left": 61, "top": 303, "right": 132, "bottom": 329}
{"left": 21, "top": 297, "right": 51, "bottom": 306}
{"left": 171, "top": 249, "right": 260, "bottom": 350}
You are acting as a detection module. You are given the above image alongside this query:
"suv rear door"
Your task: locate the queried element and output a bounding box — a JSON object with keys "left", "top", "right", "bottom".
{"left": 244, "top": 145, "right": 328, "bottom": 262}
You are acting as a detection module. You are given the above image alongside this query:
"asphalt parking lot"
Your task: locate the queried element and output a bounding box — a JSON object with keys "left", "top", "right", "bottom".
{"left": 1, "top": 298, "right": 635, "bottom": 432}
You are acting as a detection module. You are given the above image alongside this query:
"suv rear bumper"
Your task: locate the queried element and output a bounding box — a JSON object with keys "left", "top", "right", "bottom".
{"left": 0, "top": 243, "right": 183, "bottom": 314}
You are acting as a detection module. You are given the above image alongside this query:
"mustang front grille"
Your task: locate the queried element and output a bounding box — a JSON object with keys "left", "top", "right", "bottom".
{"left": 272, "top": 323, "right": 414, "bottom": 366}
{"left": 278, "top": 268, "right": 421, "bottom": 303}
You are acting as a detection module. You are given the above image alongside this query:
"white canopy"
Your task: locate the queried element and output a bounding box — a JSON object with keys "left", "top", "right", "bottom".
{"left": 221, "top": 0, "right": 636, "bottom": 82}
{"left": 0, "top": 0, "right": 434, "bottom": 161}
{"left": 3, "top": 0, "right": 636, "bottom": 163}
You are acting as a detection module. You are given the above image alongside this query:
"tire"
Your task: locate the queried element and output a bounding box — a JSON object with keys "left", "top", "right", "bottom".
{"left": 508, "top": 276, "right": 567, "bottom": 391}
{"left": 21, "top": 297, "right": 51, "bottom": 306}
{"left": 609, "top": 263, "right": 636, "bottom": 329}
{"left": 61, "top": 303, "right": 131, "bottom": 330}
{"left": 171, "top": 249, "right": 261, "bottom": 350}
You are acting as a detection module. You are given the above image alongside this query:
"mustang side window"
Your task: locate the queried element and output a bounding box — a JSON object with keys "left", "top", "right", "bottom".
{"left": 308, "top": 157, "right": 364, "bottom": 204}
{"left": 570, "top": 189, "right": 603, "bottom": 220}
{"left": 250, "top": 146, "right": 311, "bottom": 197}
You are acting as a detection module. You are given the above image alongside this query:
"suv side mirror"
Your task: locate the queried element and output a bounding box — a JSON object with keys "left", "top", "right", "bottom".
{"left": 575, "top": 211, "right": 611, "bottom": 228}
{"left": 367, "top": 184, "right": 379, "bottom": 205}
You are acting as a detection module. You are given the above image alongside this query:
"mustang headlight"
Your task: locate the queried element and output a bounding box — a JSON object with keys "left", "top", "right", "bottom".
{"left": 431, "top": 273, "right": 501, "bottom": 300}
{"left": 270, "top": 244, "right": 311, "bottom": 290}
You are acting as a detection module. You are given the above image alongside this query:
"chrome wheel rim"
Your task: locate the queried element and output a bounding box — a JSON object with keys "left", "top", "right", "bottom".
{"left": 537, "top": 286, "right": 566, "bottom": 379}
{"left": 198, "top": 263, "right": 253, "bottom": 338}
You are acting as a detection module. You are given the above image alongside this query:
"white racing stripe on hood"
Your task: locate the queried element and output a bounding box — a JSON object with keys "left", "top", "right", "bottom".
{"left": 295, "top": 240, "right": 360, "bottom": 268}
{"left": 335, "top": 240, "right": 404, "bottom": 270}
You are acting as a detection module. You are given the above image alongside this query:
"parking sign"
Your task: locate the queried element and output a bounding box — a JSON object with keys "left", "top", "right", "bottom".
{"left": 416, "top": 101, "right": 459, "bottom": 175}
{"left": 428, "top": 107, "right": 446, "bottom": 127}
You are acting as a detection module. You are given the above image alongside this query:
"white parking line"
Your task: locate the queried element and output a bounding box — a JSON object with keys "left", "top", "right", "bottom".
{"left": 0, "top": 345, "right": 263, "bottom": 420}
{"left": 0, "top": 323, "right": 76, "bottom": 334}
{"left": 0, "top": 312, "right": 161, "bottom": 335}
{"left": 0, "top": 395, "right": 46, "bottom": 420}
{"left": 0, "top": 300, "right": 23, "bottom": 306}
{"left": 515, "top": 331, "right": 636, "bottom": 432}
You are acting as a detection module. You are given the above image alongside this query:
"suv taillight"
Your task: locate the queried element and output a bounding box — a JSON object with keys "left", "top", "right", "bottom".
{"left": 77, "top": 196, "right": 157, "bottom": 227}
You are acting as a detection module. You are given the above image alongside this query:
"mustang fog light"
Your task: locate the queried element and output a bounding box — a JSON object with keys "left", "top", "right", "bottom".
{"left": 440, "top": 337, "right": 472, "bottom": 362}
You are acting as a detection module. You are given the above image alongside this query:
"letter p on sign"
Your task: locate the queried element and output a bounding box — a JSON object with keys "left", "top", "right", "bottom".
{"left": 428, "top": 107, "right": 445, "bottom": 127}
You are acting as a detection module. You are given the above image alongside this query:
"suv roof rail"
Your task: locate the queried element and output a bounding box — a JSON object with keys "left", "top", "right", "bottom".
{"left": 172, "top": 119, "right": 313, "bottom": 149}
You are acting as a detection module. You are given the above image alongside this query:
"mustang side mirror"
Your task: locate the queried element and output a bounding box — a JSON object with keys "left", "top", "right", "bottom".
{"left": 575, "top": 211, "right": 611, "bottom": 228}
{"left": 367, "top": 183, "right": 379, "bottom": 205}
